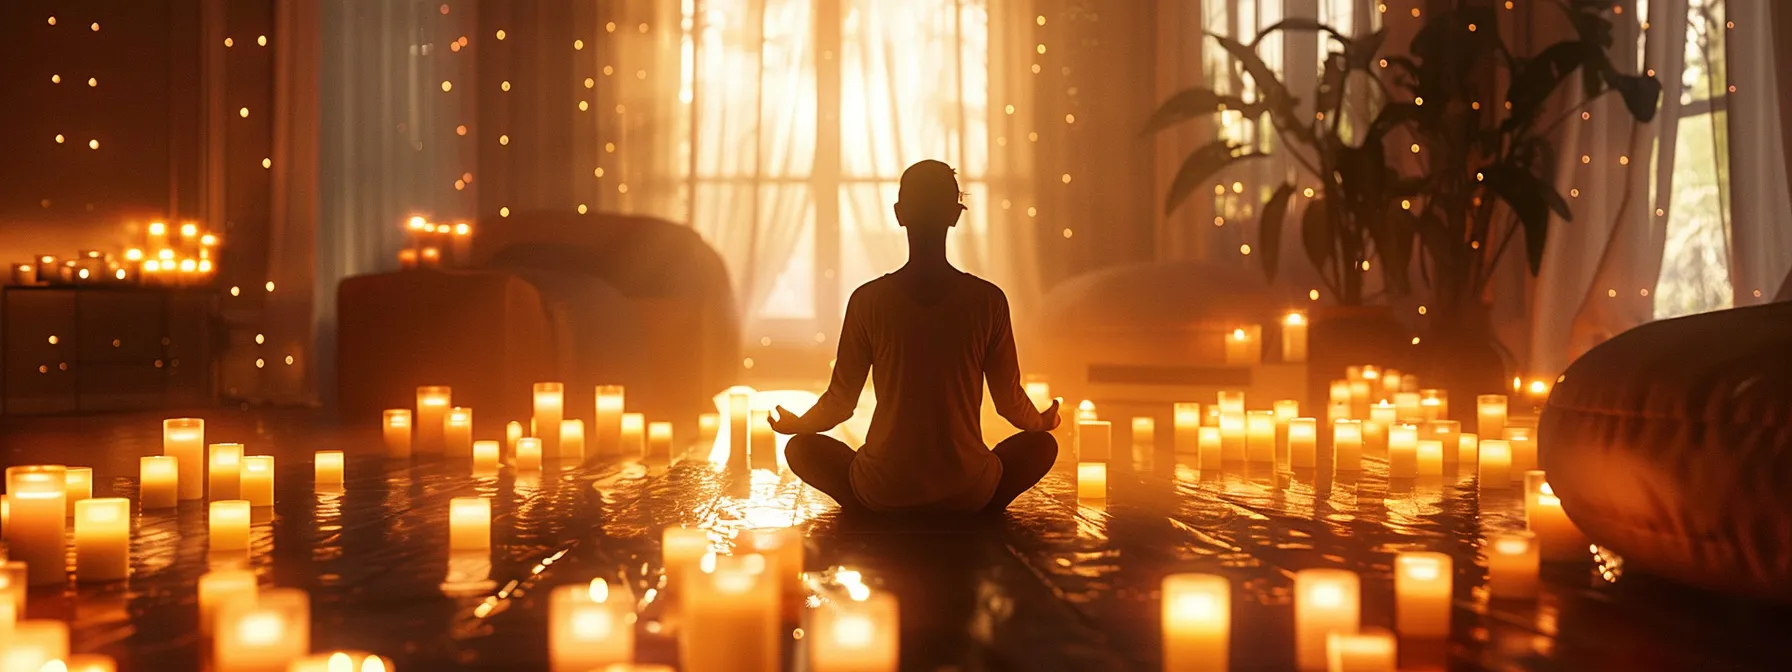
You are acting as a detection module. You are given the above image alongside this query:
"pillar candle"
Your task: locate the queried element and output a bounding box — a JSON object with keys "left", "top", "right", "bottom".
{"left": 416, "top": 386, "right": 452, "bottom": 454}
{"left": 811, "top": 587, "right": 898, "bottom": 672}
{"left": 597, "top": 385, "right": 627, "bottom": 456}
{"left": 1393, "top": 392, "right": 1421, "bottom": 422}
{"left": 1131, "top": 417, "right": 1156, "bottom": 450}
{"left": 315, "top": 451, "right": 345, "bottom": 489}
{"left": 287, "top": 652, "right": 392, "bottom": 672}
{"left": 449, "top": 497, "right": 490, "bottom": 551}
{"left": 1333, "top": 420, "right": 1363, "bottom": 472}
{"left": 682, "top": 553, "right": 778, "bottom": 672}
{"left": 1162, "top": 573, "right": 1228, "bottom": 671}
{"left": 0, "top": 561, "right": 26, "bottom": 623}
{"left": 0, "top": 620, "right": 68, "bottom": 672}
{"left": 1394, "top": 551, "right": 1451, "bottom": 638}
{"left": 1421, "top": 388, "right": 1448, "bottom": 420}
{"left": 699, "top": 413, "right": 720, "bottom": 445}
{"left": 1387, "top": 424, "right": 1418, "bottom": 478}
{"left": 164, "top": 417, "right": 206, "bottom": 501}
{"left": 743, "top": 527, "right": 805, "bottom": 610}
{"left": 1527, "top": 476, "right": 1589, "bottom": 562}
{"left": 1329, "top": 380, "right": 1351, "bottom": 406}
{"left": 383, "top": 409, "right": 413, "bottom": 458}
{"left": 1076, "top": 420, "right": 1111, "bottom": 461}
{"left": 1478, "top": 440, "right": 1511, "bottom": 489}
{"left": 549, "top": 578, "right": 634, "bottom": 672}
{"left": 214, "top": 588, "right": 309, "bottom": 672}
{"left": 139, "top": 456, "right": 179, "bottom": 510}
{"left": 1502, "top": 427, "right": 1537, "bottom": 481}
{"left": 1271, "top": 400, "right": 1298, "bottom": 465}
{"left": 1172, "top": 403, "right": 1201, "bottom": 455}
{"left": 1347, "top": 380, "right": 1371, "bottom": 418}
{"left": 533, "top": 382, "right": 565, "bottom": 459}
{"left": 1382, "top": 369, "right": 1404, "bottom": 397}
{"left": 63, "top": 654, "right": 117, "bottom": 672}
{"left": 1487, "top": 532, "right": 1540, "bottom": 599}
{"left": 1076, "top": 463, "right": 1107, "bottom": 502}
{"left": 1457, "top": 433, "right": 1480, "bottom": 467}
{"left": 1425, "top": 420, "right": 1460, "bottom": 452}
{"left": 444, "top": 407, "right": 473, "bottom": 459}
{"left": 73, "top": 497, "right": 130, "bottom": 582}
{"left": 209, "top": 500, "right": 251, "bottom": 551}
{"left": 727, "top": 391, "right": 750, "bottom": 470}
{"left": 1325, "top": 628, "right": 1396, "bottom": 672}
{"left": 1217, "top": 391, "right": 1245, "bottom": 415}
{"left": 504, "top": 421, "right": 524, "bottom": 453}
{"left": 1196, "top": 427, "right": 1222, "bottom": 471}
{"left": 648, "top": 421, "right": 673, "bottom": 463}
{"left": 1024, "top": 379, "right": 1052, "bottom": 410}
{"left": 1295, "top": 569, "right": 1361, "bottom": 671}
{"left": 241, "top": 456, "right": 274, "bottom": 508}
{"left": 1288, "top": 418, "right": 1317, "bottom": 469}
{"left": 1416, "top": 440, "right": 1444, "bottom": 476}
{"left": 1224, "top": 325, "right": 1262, "bottom": 365}
{"left": 1326, "top": 401, "right": 1350, "bottom": 428}
{"left": 1218, "top": 412, "right": 1244, "bottom": 463}
{"left": 64, "top": 466, "right": 93, "bottom": 515}
{"left": 555, "top": 419, "right": 585, "bottom": 462}
{"left": 1369, "top": 401, "right": 1396, "bottom": 426}
{"left": 6, "top": 465, "right": 67, "bottom": 585}
{"left": 472, "top": 440, "right": 501, "bottom": 472}
{"left": 209, "top": 443, "right": 244, "bottom": 501}
{"left": 1281, "top": 312, "right": 1308, "bottom": 362}
{"left": 619, "top": 413, "right": 646, "bottom": 460}
{"left": 198, "top": 569, "right": 258, "bottom": 636}
{"left": 517, "top": 438, "right": 544, "bottom": 472}
{"left": 1476, "top": 394, "right": 1507, "bottom": 438}
{"left": 661, "top": 527, "right": 711, "bottom": 594}
{"left": 1273, "top": 399, "right": 1300, "bottom": 424}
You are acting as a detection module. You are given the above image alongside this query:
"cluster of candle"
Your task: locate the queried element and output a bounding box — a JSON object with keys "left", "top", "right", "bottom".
{"left": 9, "top": 221, "right": 223, "bottom": 287}
{"left": 399, "top": 216, "right": 473, "bottom": 269}
{"left": 390, "top": 384, "right": 682, "bottom": 472}
{"left": 1220, "top": 311, "right": 1309, "bottom": 366}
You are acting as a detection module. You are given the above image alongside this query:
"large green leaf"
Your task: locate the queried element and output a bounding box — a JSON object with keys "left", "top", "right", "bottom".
{"left": 1301, "top": 197, "right": 1335, "bottom": 275}
{"left": 1482, "top": 165, "right": 1572, "bottom": 274}
{"left": 1209, "top": 33, "right": 1297, "bottom": 127}
{"left": 1141, "top": 87, "right": 1260, "bottom": 136}
{"left": 1258, "top": 184, "right": 1297, "bottom": 282}
{"left": 1506, "top": 41, "right": 1599, "bottom": 131}
{"left": 1606, "top": 72, "right": 1664, "bottom": 122}
{"left": 1163, "top": 141, "right": 1266, "bottom": 216}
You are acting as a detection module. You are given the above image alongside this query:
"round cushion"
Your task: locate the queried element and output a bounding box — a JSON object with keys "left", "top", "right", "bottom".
{"left": 1541, "top": 302, "right": 1792, "bottom": 601}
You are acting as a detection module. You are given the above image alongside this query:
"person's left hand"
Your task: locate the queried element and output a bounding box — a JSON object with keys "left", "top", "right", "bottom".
{"left": 1040, "top": 398, "right": 1062, "bottom": 431}
{"left": 768, "top": 406, "right": 801, "bottom": 434}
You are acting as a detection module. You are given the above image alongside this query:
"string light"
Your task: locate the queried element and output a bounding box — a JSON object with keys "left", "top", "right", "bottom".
{"left": 1062, "top": 229, "right": 1074, "bottom": 238}
{"left": 262, "top": 158, "right": 271, "bottom": 169}
{"left": 1061, "top": 173, "right": 1072, "bottom": 184}
{"left": 87, "top": 77, "right": 98, "bottom": 87}
{"left": 265, "top": 281, "right": 276, "bottom": 292}
{"left": 1037, "top": 44, "right": 1047, "bottom": 54}
{"left": 239, "top": 107, "right": 250, "bottom": 118}
{"left": 51, "top": 74, "right": 60, "bottom": 84}
{"left": 1410, "top": 8, "right": 1421, "bottom": 17}
{"left": 88, "top": 139, "right": 99, "bottom": 150}
{"left": 606, "top": 22, "right": 616, "bottom": 32}
{"left": 578, "top": 204, "right": 589, "bottom": 214}
{"left": 47, "top": 16, "right": 56, "bottom": 25}
{"left": 617, "top": 183, "right": 630, "bottom": 194}
{"left": 578, "top": 101, "right": 589, "bottom": 111}
{"left": 54, "top": 134, "right": 64, "bottom": 144}
{"left": 500, "top": 80, "right": 511, "bottom": 91}
{"left": 495, "top": 29, "right": 506, "bottom": 40}
{"left": 455, "top": 125, "right": 467, "bottom": 136}
{"left": 1037, "top": 15, "right": 1046, "bottom": 25}
{"left": 499, "top": 134, "right": 509, "bottom": 145}
{"left": 1240, "top": 244, "right": 1252, "bottom": 255}
{"left": 574, "top": 39, "right": 584, "bottom": 50}
{"left": 1309, "top": 289, "right": 1320, "bottom": 300}
{"left": 500, "top": 207, "right": 511, "bottom": 218}
{"left": 257, "top": 35, "right": 267, "bottom": 46}
{"left": 585, "top": 77, "right": 596, "bottom": 88}
{"left": 91, "top": 22, "right": 101, "bottom": 32}
{"left": 441, "top": 81, "right": 452, "bottom": 92}
{"left": 1064, "top": 114, "right": 1076, "bottom": 124}
{"left": 594, "top": 167, "right": 606, "bottom": 178}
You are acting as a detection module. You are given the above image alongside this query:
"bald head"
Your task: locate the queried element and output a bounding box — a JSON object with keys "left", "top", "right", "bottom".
{"left": 895, "top": 160, "right": 965, "bottom": 230}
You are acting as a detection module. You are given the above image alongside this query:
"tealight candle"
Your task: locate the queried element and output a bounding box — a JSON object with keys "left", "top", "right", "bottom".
{"left": 6, "top": 465, "right": 68, "bottom": 585}
{"left": 1218, "top": 412, "right": 1244, "bottom": 463}
{"left": 416, "top": 386, "right": 452, "bottom": 454}
{"left": 1162, "top": 573, "right": 1228, "bottom": 670}
{"left": 315, "top": 451, "right": 345, "bottom": 488}
{"left": 1288, "top": 418, "right": 1317, "bottom": 469}
{"left": 1076, "top": 462, "right": 1107, "bottom": 502}
{"left": 810, "top": 588, "right": 899, "bottom": 672}
{"left": 287, "top": 652, "right": 392, "bottom": 672}
{"left": 682, "top": 553, "right": 777, "bottom": 672}
{"left": 1217, "top": 390, "right": 1245, "bottom": 414}
{"left": 445, "top": 407, "right": 474, "bottom": 459}
{"left": 1478, "top": 440, "right": 1511, "bottom": 489}
{"left": 1381, "top": 369, "right": 1403, "bottom": 396}
{"left": 1325, "top": 628, "right": 1396, "bottom": 672}
{"left": 648, "top": 421, "right": 673, "bottom": 463}
{"left": 620, "top": 412, "right": 646, "bottom": 460}
{"left": 1526, "top": 475, "right": 1589, "bottom": 562}
{"left": 1224, "top": 325, "right": 1262, "bottom": 365}
{"left": 1, "top": 620, "right": 68, "bottom": 672}
{"left": 550, "top": 578, "right": 634, "bottom": 671}
{"left": 597, "top": 385, "right": 627, "bottom": 456}
{"left": 1196, "top": 427, "right": 1222, "bottom": 471}
{"left": 1487, "top": 532, "right": 1540, "bottom": 599}
{"left": 64, "top": 466, "right": 93, "bottom": 515}
{"left": 138, "top": 456, "right": 179, "bottom": 510}
{"left": 1282, "top": 312, "right": 1308, "bottom": 362}
{"left": 517, "top": 437, "right": 544, "bottom": 472}
{"left": 562, "top": 419, "right": 587, "bottom": 462}
{"left": 472, "top": 440, "right": 501, "bottom": 472}
{"left": 1387, "top": 424, "right": 1418, "bottom": 478}
{"left": 1416, "top": 440, "right": 1444, "bottom": 476}
{"left": 214, "top": 588, "right": 309, "bottom": 672}
{"left": 74, "top": 497, "right": 131, "bottom": 582}
{"left": 727, "top": 391, "right": 750, "bottom": 469}
{"left": 1502, "top": 427, "right": 1537, "bottom": 481}
{"left": 1077, "top": 420, "right": 1111, "bottom": 461}
{"left": 1332, "top": 420, "right": 1363, "bottom": 472}
{"left": 506, "top": 421, "right": 524, "bottom": 452}
{"left": 449, "top": 497, "right": 490, "bottom": 550}
{"left": 1173, "top": 403, "right": 1201, "bottom": 455}
{"left": 1457, "top": 433, "right": 1480, "bottom": 466}
{"left": 534, "top": 382, "right": 565, "bottom": 459}
{"left": 198, "top": 569, "right": 258, "bottom": 635}
{"left": 209, "top": 443, "right": 244, "bottom": 501}
{"left": 209, "top": 500, "right": 251, "bottom": 551}
{"left": 1394, "top": 392, "right": 1422, "bottom": 422}
{"left": 241, "top": 456, "right": 274, "bottom": 508}
{"left": 383, "top": 409, "right": 413, "bottom": 458}
{"left": 1295, "top": 569, "right": 1361, "bottom": 671}
{"left": 1394, "top": 552, "right": 1451, "bottom": 638}
{"left": 164, "top": 417, "right": 206, "bottom": 500}
{"left": 1476, "top": 394, "right": 1507, "bottom": 438}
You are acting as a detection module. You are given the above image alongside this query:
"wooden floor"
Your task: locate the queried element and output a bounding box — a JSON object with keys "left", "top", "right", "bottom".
{"left": 3, "top": 409, "right": 1790, "bottom": 671}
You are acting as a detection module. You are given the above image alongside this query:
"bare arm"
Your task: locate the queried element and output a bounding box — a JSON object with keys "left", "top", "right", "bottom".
{"left": 985, "top": 290, "right": 1058, "bottom": 432}
{"left": 772, "top": 292, "right": 871, "bottom": 434}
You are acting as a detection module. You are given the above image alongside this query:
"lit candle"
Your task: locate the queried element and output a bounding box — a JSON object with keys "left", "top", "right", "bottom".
{"left": 1196, "top": 427, "right": 1222, "bottom": 471}
{"left": 1131, "top": 417, "right": 1156, "bottom": 451}
{"left": 1282, "top": 312, "right": 1308, "bottom": 362}
{"left": 1218, "top": 412, "right": 1244, "bottom": 463}
{"left": 73, "top": 497, "right": 130, "bottom": 582}
{"left": 315, "top": 451, "right": 345, "bottom": 489}
{"left": 449, "top": 497, "right": 490, "bottom": 550}
{"left": 742, "top": 527, "right": 805, "bottom": 610}
{"left": 1457, "top": 432, "right": 1480, "bottom": 466}
{"left": 1425, "top": 420, "right": 1460, "bottom": 450}
{"left": 1288, "top": 418, "right": 1317, "bottom": 469}
{"left": 1329, "top": 380, "right": 1351, "bottom": 406}
{"left": 1161, "top": 573, "right": 1228, "bottom": 670}
{"left": 1076, "top": 420, "right": 1111, "bottom": 461}
{"left": 1076, "top": 462, "right": 1107, "bottom": 502}
{"left": 1024, "top": 378, "right": 1052, "bottom": 410}
{"left": 549, "top": 578, "right": 634, "bottom": 671}
{"left": 138, "top": 456, "right": 179, "bottom": 510}
{"left": 622, "top": 412, "right": 647, "bottom": 460}
{"left": 416, "top": 386, "right": 452, "bottom": 454}
{"left": 209, "top": 500, "right": 251, "bottom": 551}
{"left": 1478, "top": 440, "right": 1511, "bottom": 489}
{"left": 681, "top": 553, "right": 778, "bottom": 672}
{"left": 445, "top": 407, "right": 474, "bottom": 459}
{"left": 1420, "top": 388, "right": 1448, "bottom": 420}
{"left": 661, "top": 527, "right": 711, "bottom": 595}
{"left": 472, "top": 440, "right": 501, "bottom": 472}
{"left": 64, "top": 466, "right": 93, "bottom": 515}
{"left": 198, "top": 569, "right": 258, "bottom": 635}
{"left": 810, "top": 588, "right": 899, "bottom": 672}
{"left": 1217, "top": 390, "right": 1245, "bottom": 415}
{"left": 1369, "top": 400, "right": 1396, "bottom": 426}
{"left": 1295, "top": 569, "right": 1361, "bottom": 671}
{"left": 1502, "top": 426, "right": 1537, "bottom": 481}
{"left": 1526, "top": 474, "right": 1589, "bottom": 562}
{"left": 1077, "top": 400, "right": 1098, "bottom": 423}
{"left": 1416, "top": 440, "right": 1444, "bottom": 476}
{"left": 214, "top": 588, "right": 309, "bottom": 672}
{"left": 420, "top": 246, "right": 441, "bottom": 267}
{"left": 241, "top": 456, "right": 274, "bottom": 508}
{"left": 534, "top": 382, "right": 565, "bottom": 459}
{"left": 506, "top": 421, "right": 524, "bottom": 452}
{"left": 1224, "top": 325, "right": 1262, "bottom": 365}
{"left": 0, "top": 561, "right": 25, "bottom": 623}
{"left": 553, "top": 419, "right": 584, "bottom": 462}
{"left": 5, "top": 465, "right": 68, "bottom": 585}
{"left": 1393, "top": 392, "right": 1421, "bottom": 422}
{"left": 1394, "top": 551, "right": 1451, "bottom": 638}
{"left": 595, "top": 385, "right": 627, "bottom": 456}
{"left": 699, "top": 413, "right": 720, "bottom": 445}
{"left": 1487, "top": 531, "right": 1540, "bottom": 599}
{"left": 517, "top": 437, "right": 544, "bottom": 472}
{"left": 0, "top": 620, "right": 68, "bottom": 671}
{"left": 726, "top": 390, "right": 749, "bottom": 469}
{"left": 209, "top": 442, "right": 244, "bottom": 501}
{"left": 164, "top": 417, "right": 206, "bottom": 500}
{"left": 63, "top": 654, "right": 118, "bottom": 672}
{"left": 383, "top": 409, "right": 412, "bottom": 458}
{"left": 1325, "top": 628, "right": 1396, "bottom": 672}
{"left": 1476, "top": 394, "right": 1507, "bottom": 438}
{"left": 1173, "top": 403, "right": 1201, "bottom": 455}
{"left": 647, "top": 421, "right": 673, "bottom": 464}
{"left": 1326, "top": 401, "right": 1350, "bottom": 428}
{"left": 398, "top": 248, "right": 419, "bottom": 269}
{"left": 1333, "top": 420, "right": 1363, "bottom": 472}
{"left": 1347, "top": 380, "right": 1371, "bottom": 419}
{"left": 287, "top": 652, "right": 393, "bottom": 672}
{"left": 1382, "top": 369, "right": 1403, "bottom": 396}
{"left": 1387, "top": 424, "right": 1418, "bottom": 478}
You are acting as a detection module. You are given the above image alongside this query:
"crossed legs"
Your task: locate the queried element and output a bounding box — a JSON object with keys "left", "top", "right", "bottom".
{"left": 784, "top": 431, "right": 1059, "bottom": 513}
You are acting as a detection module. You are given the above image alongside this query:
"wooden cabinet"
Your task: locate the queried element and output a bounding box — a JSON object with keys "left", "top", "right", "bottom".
{"left": 2, "top": 287, "right": 217, "bottom": 414}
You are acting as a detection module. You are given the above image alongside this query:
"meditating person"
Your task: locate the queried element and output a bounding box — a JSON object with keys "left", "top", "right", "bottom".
{"left": 768, "top": 159, "right": 1061, "bottom": 514}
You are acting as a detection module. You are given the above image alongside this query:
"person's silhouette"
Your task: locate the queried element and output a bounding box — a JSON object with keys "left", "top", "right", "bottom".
{"left": 769, "top": 160, "right": 1060, "bottom": 514}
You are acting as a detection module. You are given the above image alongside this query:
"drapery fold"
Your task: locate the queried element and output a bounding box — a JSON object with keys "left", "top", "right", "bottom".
{"left": 1724, "top": 0, "right": 1792, "bottom": 306}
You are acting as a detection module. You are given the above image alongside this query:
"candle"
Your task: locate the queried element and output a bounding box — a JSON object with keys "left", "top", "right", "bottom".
{"left": 517, "top": 437, "right": 544, "bottom": 472}
{"left": 727, "top": 391, "right": 750, "bottom": 469}
{"left": 242, "top": 456, "right": 274, "bottom": 508}
{"left": 472, "top": 440, "right": 501, "bottom": 473}
{"left": 1393, "top": 392, "right": 1421, "bottom": 422}
{"left": 810, "top": 587, "right": 898, "bottom": 672}
{"left": 1329, "top": 380, "right": 1350, "bottom": 406}
{"left": 1476, "top": 394, "right": 1507, "bottom": 438}
{"left": 1382, "top": 369, "right": 1403, "bottom": 396}
{"left": 1076, "top": 420, "right": 1111, "bottom": 461}
{"left": 73, "top": 497, "right": 130, "bottom": 582}
{"left": 1076, "top": 462, "right": 1107, "bottom": 502}
{"left": 1218, "top": 412, "right": 1244, "bottom": 463}
{"left": 1347, "top": 380, "right": 1371, "bottom": 419}
{"left": 1333, "top": 420, "right": 1363, "bottom": 472}
{"left": 648, "top": 421, "right": 673, "bottom": 464}
{"left": 420, "top": 246, "right": 441, "bottom": 267}
{"left": 1368, "top": 401, "right": 1396, "bottom": 426}
{"left": 1172, "top": 403, "right": 1201, "bottom": 455}
{"left": 1024, "top": 379, "right": 1052, "bottom": 410}
{"left": 1216, "top": 390, "right": 1245, "bottom": 414}
{"left": 1487, "top": 532, "right": 1540, "bottom": 599}
{"left": 0, "top": 561, "right": 25, "bottom": 623}
{"left": 164, "top": 418, "right": 206, "bottom": 500}
{"left": 1457, "top": 432, "right": 1480, "bottom": 466}
{"left": 0, "top": 620, "right": 68, "bottom": 672}
{"left": 1394, "top": 551, "right": 1451, "bottom": 638}
{"left": 534, "top": 382, "right": 565, "bottom": 459}
{"left": 449, "top": 497, "right": 490, "bottom": 550}
{"left": 1295, "top": 569, "right": 1361, "bottom": 671}
{"left": 1161, "top": 573, "right": 1228, "bottom": 670}
{"left": 383, "top": 409, "right": 412, "bottom": 458}
{"left": 1326, "top": 401, "right": 1350, "bottom": 428}
{"left": 1503, "top": 427, "right": 1537, "bottom": 481}
{"left": 1478, "top": 440, "right": 1511, "bottom": 489}
{"left": 137, "top": 456, "right": 179, "bottom": 510}
{"left": 661, "top": 527, "right": 711, "bottom": 595}
{"left": 506, "top": 421, "right": 524, "bottom": 452}
{"left": 622, "top": 412, "right": 647, "bottom": 460}
{"left": 416, "top": 386, "right": 452, "bottom": 454}
{"left": 1281, "top": 312, "right": 1308, "bottom": 362}
{"left": 549, "top": 578, "right": 634, "bottom": 671}
{"left": 64, "top": 466, "right": 93, "bottom": 515}
{"left": 6, "top": 465, "right": 67, "bottom": 585}
{"left": 1416, "top": 440, "right": 1444, "bottom": 476}
{"left": 1288, "top": 418, "right": 1318, "bottom": 469}
{"left": 315, "top": 451, "right": 345, "bottom": 489}
{"left": 198, "top": 569, "right": 258, "bottom": 635}
{"left": 1387, "top": 424, "right": 1418, "bottom": 478}
{"left": 209, "top": 500, "right": 251, "bottom": 551}
{"left": 681, "top": 553, "right": 778, "bottom": 672}
{"left": 699, "top": 413, "right": 720, "bottom": 445}
{"left": 598, "top": 385, "right": 627, "bottom": 456}
{"left": 398, "top": 248, "right": 418, "bottom": 269}
{"left": 209, "top": 442, "right": 244, "bottom": 501}
{"left": 63, "top": 654, "right": 118, "bottom": 672}
{"left": 742, "top": 527, "right": 805, "bottom": 610}
{"left": 1425, "top": 420, "right": 1460, "bottom": 451}
{"left": 1325, "top": 628, "right": 1396, "bottom": 672}
{"left": 1526, "top": 475, "right": 1589, "bottom": 562}
{"left": 1196, "top": 427, "right": 1222, "bottom": 471}
{"left": 287, "top": 652, "right": 393, "bottom": 672}
{"left": 444, "top": 407, "right": 473, "bottom": 459}
{"left": 214, "top": 588, "right": 309, "bottom": 672}
{"left": 1224, "top": 325, "right": 1262, "bottom": 365}
{"left": 548, "top": 420, "right": 582, "bottom": 463}
{"left": 1420, "top": 388, "right": 1448, "bottom": 420}
{"left": 1131, "top": 417, "right": 1155, "bottom": 450}
{"left": 1077, "top": 400, "right": 1098, "bottom": 423}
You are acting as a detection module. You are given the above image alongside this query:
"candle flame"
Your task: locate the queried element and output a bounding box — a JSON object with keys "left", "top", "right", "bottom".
{"left": 1529, "top": 379, "right": 1549, "bottom": 395}
{"left": 1284, "top": 311, "right": 1305, "bottom": 325}
{"left": 327, "top": 653, "right": 354, "bottom": 672}
{"left": 588, "top": 578, "right": 609, "bottom": 603}
{"left": 148, "top": 222, "right": 167, "bottom": 235}
{"left": 1231, "top": 328, "right": 1246, "bottom": 340}
{"left": 1539, "top": 482, "right": 1555, "bottom": 496}
{"left": 361, "top": 657, "right": 387, "bottom": 672}
{"left": 407, "top": 216, "right": 428, "bottom": 230}
{"left": 39, "top": 661, "right": 68, "bottom": 672}
{"left": 1494, "top": 536, "right": 1531, "bottom": 555}
{"left": 846, "top": 583, "right": 872, "bottom": 602}
{"left": 832, "top": 613, "right": 876, "bottom": 647}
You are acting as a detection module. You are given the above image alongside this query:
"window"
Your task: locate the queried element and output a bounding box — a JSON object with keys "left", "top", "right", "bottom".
{"left": 1651, "top": 0, "right": 1733, "bottom": 319}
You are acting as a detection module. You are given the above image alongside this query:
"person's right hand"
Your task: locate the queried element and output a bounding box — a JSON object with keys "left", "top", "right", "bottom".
{"left": 768, "top": 406, "right": 802, "bottom": 435}
{"left": 1040, "top": 398, "right": 1062, "bottom": 431}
